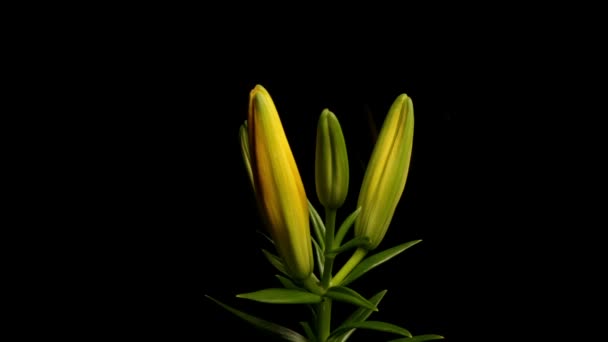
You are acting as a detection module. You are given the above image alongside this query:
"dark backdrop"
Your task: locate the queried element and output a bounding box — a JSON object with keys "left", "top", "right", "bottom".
{"left": 86, "top": 20, "right": 576, "bottom": 341}
{"left": 103, "top": 68, "right": 502, "bottom": 341}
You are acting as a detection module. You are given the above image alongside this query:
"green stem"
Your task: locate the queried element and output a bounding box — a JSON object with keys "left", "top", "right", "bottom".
{"left": 318, "top": 208, "right": 337, "bottom": 341}
{"left": 321, "top": 209, "right": 336, "bottom": 287}
{"left": 301, "top": 274, "right": 324, "bottom": 295}
{"left": 333, "top": 206, "right": 361, "bottom": 247}
{"left": 317, "top": 298, "right": 332, "bottom": 342}
{"left": 331, "top": 248, "right": 368, "bottom": 287}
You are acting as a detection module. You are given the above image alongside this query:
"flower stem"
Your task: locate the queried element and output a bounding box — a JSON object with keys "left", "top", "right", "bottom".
{"left": 318, "top": 208, "right": 337, "bottom": 341}
{"left": 301, "top": 273, "right": 324, "bottom": 295}
{"left": 317, "top": 297, "right": 332, "bottom": 341}
{"left": 321, "top": 208, "right": 336, "bottom": 287}
{"left": 331, "top": 248, "right": 368, "bottom": 287}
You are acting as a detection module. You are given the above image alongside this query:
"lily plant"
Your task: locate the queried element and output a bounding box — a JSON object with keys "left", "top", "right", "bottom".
{"left": 206, "top": 85, "right": 443, "bottom": 342}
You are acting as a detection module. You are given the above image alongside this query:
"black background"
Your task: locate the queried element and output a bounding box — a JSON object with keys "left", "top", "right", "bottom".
{"left": 107, "top": 67, "right": 517, "bottom": 341}
{"left": 74, "top": 13, "right": 591, "bottom": 341}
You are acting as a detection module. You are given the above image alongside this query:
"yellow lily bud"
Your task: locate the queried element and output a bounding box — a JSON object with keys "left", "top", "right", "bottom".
{"left": 355, "top": 94, "right": 414, "bottom": 250}
{"left": 248, "top": 85, "right": 313, "bottom": 279}
{"left": 315, "top": 109, "right": 349, "bottom": 209}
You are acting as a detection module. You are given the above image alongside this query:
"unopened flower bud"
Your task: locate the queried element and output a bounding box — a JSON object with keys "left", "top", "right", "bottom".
{"left": 315, "top": 109, "right": 349, "bottom": 209}
{"left": 355, "top": 94, "right": 414, "bottom": 250}
{"left": 247, "top": 85, "right": 313, "bottom": 279}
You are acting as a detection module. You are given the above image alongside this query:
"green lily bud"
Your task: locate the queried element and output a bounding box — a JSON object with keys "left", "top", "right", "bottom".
{"left": 355, "top": 94, "right": 414, "bottom": 250}
{"left": 315, "top": 109, "right": 349, "bottom": 209}
{"left": 248, "top": 85, "right": 313, "bottom": 279}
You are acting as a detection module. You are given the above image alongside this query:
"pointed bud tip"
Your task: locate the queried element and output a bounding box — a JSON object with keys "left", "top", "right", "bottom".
{"left": 321, "top": 108, "right": 334, "bottom": 117}
{"left": 393, "top": 93, "right": 409, "bottom": 101}
{"left": 252, "top": 84, "right": 267, "bottom": 93}
{"left": 394, "top": 93, "right": 412, "bottom": 108}
{"left": 250, "top": 85, "right": 271, "bottom": 103}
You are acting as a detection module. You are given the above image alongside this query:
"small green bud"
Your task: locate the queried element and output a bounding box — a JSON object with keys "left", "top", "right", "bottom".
{"left": 315, "top": 109, "right": 349, "bottom": 209}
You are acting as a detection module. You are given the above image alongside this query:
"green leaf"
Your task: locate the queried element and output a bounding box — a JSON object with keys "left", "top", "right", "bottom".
{"left": 256, "top": 230, "right": 275, "bottom": 245}
{"left": 387, "top": 334, "right": 445, "bottom": 342}
{"left": 331, "top": 321, "right": 412, "bottom": 338}
{"left": 205, "top": 295, "right": 307, "bottom": 342}
{"left": 334, "top": 206, "right": 362, "bottom": 247}
{"left": 237, "top": 288, "right": 322, "bottom": 304}
{"left": 309, "top": 200, "right": 326, "bottom": 249}
{"left": 329, "top": 290, "right": 388, "bottom": 342}
{"left": 327, "top": 236, "right": 370, "bottom": 257}
{"left": 341, "top": 290, "right": 387, "bottom": 324}
{"left": 275, "top": 275, "right": 298, "bottom": 289}
{"left": 300, "top": 321, "right": 316, "bottom": 342}
{"left": 312, "top": 238, "right": 325, "bottom": 275}
{"left": 307, "top": 304, "right": 317, "bottom": 322}
{"left": 341, "top": 240, "right": 422, "bottom": 286}
{"left": 261, "top": 249, "right": 288, "bottom": 276}
{"left": 324, "top": 286, "right": 377, "bottom": 311}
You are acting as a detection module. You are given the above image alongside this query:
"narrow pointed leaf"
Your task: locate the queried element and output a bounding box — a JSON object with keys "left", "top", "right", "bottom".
{"left": 205, "top": 295, "right": 307, "bottom": 342}
{"left": 237, "top": 288, "right": 322, "bottom": 304}
{"left": 342, "top": 290, "right": 387, "bottom": 325}
{"left": 275, "top": 275, "right": 298, "bottom": 289}
{"left": 334, "top": 207, "right": 362, "bottom": 247}
{"left": 312, "top": 238, "right": 325, "bottom": 275}
{"left": 325, "top": 286, "right": 377, "bottom": 311}
{"left": 300, "top": 321, "right": 316, "bottom": 342}
{"left": 327, "top": 236, "right": 370, "bottom": 257}
{"left": 261, "top": 249, "right": 288, "bottom": 276}
{"left": 309, "top": 200, "right": 326, "bottom": 249}
{"left": 388, "top": 334, "right": 445, "bottom": 342}
{"left": 256, "top": 230, "right": 275, "bottom": 245}
{"left": 331, "top": 321, "right": 412, "bottom": 338}
{"left": 329, "top": 290, "right": 388, "bottom": 342}
{"left": 307, "top": 304, "right": 317, "bottom": 321}
{"left": 341, "top": 240, "right": 421, "bottom": 286}
{"left": 239, "top": 121, "right": 255, "bottom": 190}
